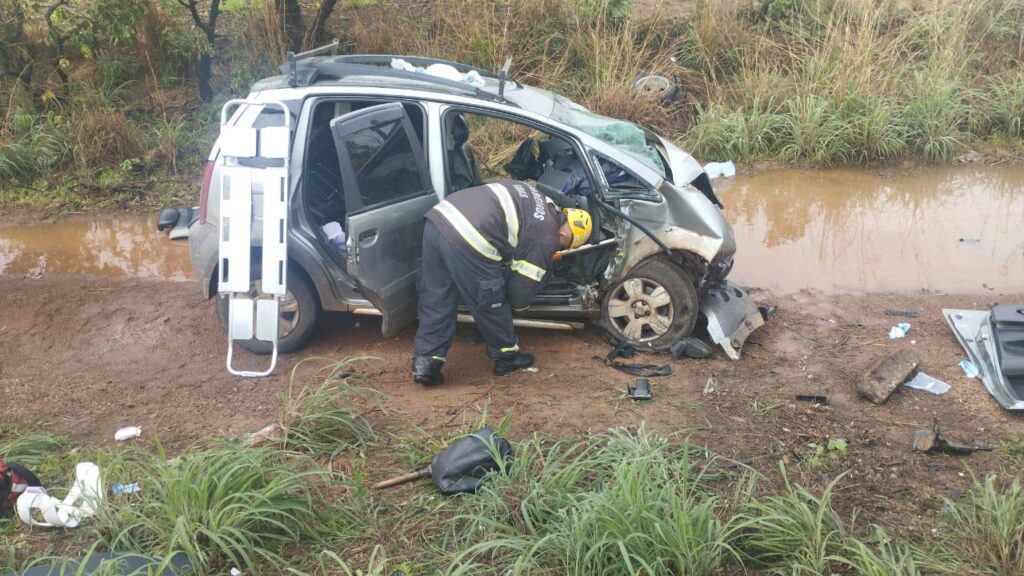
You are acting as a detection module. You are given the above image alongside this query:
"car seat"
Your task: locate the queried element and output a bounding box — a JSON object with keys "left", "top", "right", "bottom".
{"left": 448, "top": 114, "right": 481, "bottom": 192}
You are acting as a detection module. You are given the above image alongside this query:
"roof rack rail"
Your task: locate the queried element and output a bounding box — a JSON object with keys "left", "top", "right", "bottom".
{"left": 287, "top": 39, "right": 340, "bottom": 87}
{"left": 277, "top": 60, "right": 515, "bottom": 105}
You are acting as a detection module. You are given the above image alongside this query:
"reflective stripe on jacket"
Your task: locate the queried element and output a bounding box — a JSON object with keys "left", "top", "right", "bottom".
{"left": 425, "top": 178, "right": 562, "bottom": 309}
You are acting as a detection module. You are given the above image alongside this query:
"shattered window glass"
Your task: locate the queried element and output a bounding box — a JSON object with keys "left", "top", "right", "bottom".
{"left": 549, "top": 96, "right": 664, "bottom": 175}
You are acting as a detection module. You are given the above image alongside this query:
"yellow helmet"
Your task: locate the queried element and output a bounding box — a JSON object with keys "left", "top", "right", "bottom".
{"left": 563, "top": 207, "right": 593, "bottom": 249}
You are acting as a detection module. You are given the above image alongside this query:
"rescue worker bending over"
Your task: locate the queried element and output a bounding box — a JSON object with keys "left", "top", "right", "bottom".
{"left": 412, "top": 178, "right": 593, "bottom": 385}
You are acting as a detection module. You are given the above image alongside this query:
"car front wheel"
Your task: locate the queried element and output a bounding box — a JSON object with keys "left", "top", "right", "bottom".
{"left": 216, "top": 270, "right": 320, "bottom": 355}
{"left": 599, "top": 258, "right": 699, "bottom": 351}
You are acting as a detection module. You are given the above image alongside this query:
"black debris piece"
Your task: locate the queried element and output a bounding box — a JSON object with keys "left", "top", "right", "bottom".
{"left": 671, "top": 337, "right": 713, "bottom": 360}
{"left": 627, "top": 378, "right": 653, "bottom": 400}
{"left": 596, "top": 340, "right": 672, "bottom": 377}
{"left": 795, "top": 395, "right": 828, "bottom": 404}
{"left": 884, "top": 308, "right": 921, "bottom": 318}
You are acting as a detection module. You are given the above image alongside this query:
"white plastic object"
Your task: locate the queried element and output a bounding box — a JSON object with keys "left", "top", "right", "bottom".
{"left": 321, "top": 221, "right": 346, "bottom": 251}
{"left": 888, "top": 322, "right": 911, "bottom": 339}
{"left": 114, "top": 426, "right": 142, "bottom": 441}
{"left": 904, "top": 372, "right": 951, "bottom": 395}
{"left": 959, "top": 358, "right": 980, "bottom": 378}
{"left": 703, "top": 161, "right": 736, "bottom": 179}
{"left": 17, "top": 462, "right": 103, "bottom": 528}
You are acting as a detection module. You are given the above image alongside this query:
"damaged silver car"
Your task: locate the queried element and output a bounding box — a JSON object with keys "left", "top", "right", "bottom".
{"left": 185, "top": 50, "right": 764, "bottom": 360}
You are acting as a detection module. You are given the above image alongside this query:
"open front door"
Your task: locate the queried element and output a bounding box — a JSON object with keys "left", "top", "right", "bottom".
{"left": 330, "top": 102, "right": 436, "bottom": 336}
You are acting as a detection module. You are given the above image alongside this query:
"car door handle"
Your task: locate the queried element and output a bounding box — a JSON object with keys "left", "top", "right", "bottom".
{"left": 358, "top": 228, "right": 378, "bottom": 244}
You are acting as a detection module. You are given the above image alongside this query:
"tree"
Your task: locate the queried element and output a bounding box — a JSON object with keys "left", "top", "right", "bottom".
{"left": 1, "top": 0, "right": 34, "bottom": 90}
{"left": 176, "top": 0, "right": 221, "bottom": 102}
{"left": 276, "top": 0, "right": 304, "bottom": 53}
{"left": 303, "top": 0, "right": 337, "bottom": 50}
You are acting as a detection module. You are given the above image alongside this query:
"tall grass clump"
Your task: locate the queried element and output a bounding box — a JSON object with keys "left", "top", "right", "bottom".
{"left": 94, "top": 447, "right": 324, "bottom": 573}
{"left": 0, "top": 107, "right": 69, "bottom": 182}
{"left": 447, "top": 427, "right": 735, "bottom": 575}
{"left": 0, "top": 430, "right": 71, "bottom": 481}
{"left": 936, "top": 474, "right": 1024, "bottom": 576}
{"left": 680, "top": 0, "right": 1024, "bottom": 164}
{"left": 731, "top": 465, "right": 849, "bottom": 575}
{"left": 279, "top": 357, "right": 378, "bottom": 456}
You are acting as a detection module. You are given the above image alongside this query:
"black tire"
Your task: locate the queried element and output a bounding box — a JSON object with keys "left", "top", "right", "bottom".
{"left": 598, "top": 257, "right": 699, "bottom": 351}
{"left": 216, "top": 270, "right": 320, "bottom": 355}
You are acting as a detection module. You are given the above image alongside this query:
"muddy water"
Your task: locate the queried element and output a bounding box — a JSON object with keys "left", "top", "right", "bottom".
{"left": 1, "top": 166, "right": 1022, "bottom": 293}
{"left": 720, "top": 165, "right": 1024, "bottom": 294}
{"left": 0, "top": 215, "right": 192, "bottom": 281}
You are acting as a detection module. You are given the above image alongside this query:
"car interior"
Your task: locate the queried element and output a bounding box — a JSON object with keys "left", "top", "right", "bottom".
{"left": 301, "top": 100, "right": 621, "bottom": 298}
{"left": 443, "top": 109, "right": 619, "bottom": 294}
{"left": 304, "top": 99, "right": 426, "bottom": 268}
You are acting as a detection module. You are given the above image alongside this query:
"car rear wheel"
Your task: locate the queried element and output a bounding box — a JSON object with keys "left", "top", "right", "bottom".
{"left": 599, "top": 258, "right": 699, "bottom": 351}
{"left": 216, "top": 270, "right": 320, "bottom": 355}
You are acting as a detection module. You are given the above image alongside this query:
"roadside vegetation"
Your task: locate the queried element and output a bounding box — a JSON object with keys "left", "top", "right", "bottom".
{"left": 2, "top": 0, "right": 1024, "bottom": 212}
{"left": 2, "top": 358, "right": 1024, "bottom": 574}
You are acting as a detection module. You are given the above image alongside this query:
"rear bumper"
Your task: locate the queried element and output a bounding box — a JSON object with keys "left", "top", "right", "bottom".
{"left": 700, "top": 282, "right": 764, "bottom": 360}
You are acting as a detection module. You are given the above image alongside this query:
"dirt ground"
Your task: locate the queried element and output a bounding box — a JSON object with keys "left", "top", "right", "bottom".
{"left": 1, "top": 271, "right": 1023, "bottom": 535}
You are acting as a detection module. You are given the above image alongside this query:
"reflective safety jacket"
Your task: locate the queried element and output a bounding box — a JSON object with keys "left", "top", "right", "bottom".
{"left": 425, "top": 178, "right": 563, "bottom": 310}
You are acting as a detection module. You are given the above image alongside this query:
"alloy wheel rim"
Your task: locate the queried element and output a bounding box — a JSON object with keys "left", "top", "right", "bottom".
{"left": 607, "top": 278, "right": 674, "bottom": 342}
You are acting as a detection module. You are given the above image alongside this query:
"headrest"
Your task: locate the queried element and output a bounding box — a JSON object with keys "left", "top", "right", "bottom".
{"left": 450, "top": 114, "right": 469, "bottom": 145}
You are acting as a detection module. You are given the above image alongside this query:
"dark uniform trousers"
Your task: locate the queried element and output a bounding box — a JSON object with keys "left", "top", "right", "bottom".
{"left": 413, "top": 220, "right": 519, "bottom": 361}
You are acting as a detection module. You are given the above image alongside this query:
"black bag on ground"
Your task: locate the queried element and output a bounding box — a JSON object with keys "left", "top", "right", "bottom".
{"left": 431, "top": 427, "right": 513, "bottom": 495}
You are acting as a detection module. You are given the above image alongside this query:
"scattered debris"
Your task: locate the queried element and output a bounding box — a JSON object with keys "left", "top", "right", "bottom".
{"left": 390, "top": 58, "right": 485, "bottom": 87}
{"left": 632, "top": 72, "right": 682, "bottom": 103}
{"left": 670, "top": 337, "right": 713, "bottom": 360}
{"left": 111, "top": 482, "right": 141, "bottom": 495}
{"left": 599, "top": 341, "right": 672, "bottom": 377}
{"left": 884, "top": 308, "right": 921, "bottom": 318}
{"left": 759, "top": 305, "right": 777, "bottom": 321}
{"left": 958, "top": 237, "right": 981, "bottom": 245}
{"left": 795, "top": 395, "right": 828, "bottom": 404}
{"left": 523, "top": 367, "right": 539, "bottom": 373}
{"left": 1, "top": 459, "right": 41, "bottom": 517}
{"left": 17, "top": 462, "right": 102, "bottom": 528}
{"left": 702, "top": 376, "right": 717, "bottom": 396}
{"left": 703, "top": 161, "right": 736, "bottom": 179}
{"left": 888, "top": 322, "right": 911, "bottom": 339}
{"left": 958, "top": 149, "right": 982, "bottom": 163}
{"left": 959, "top": 358, "right": 979, "bottom": 379}
{"left": 913, "top": 420, "right": 991, "bottom": 455}
{"left": 243, "top": 423, "right": 283, "bottom": 447}
{"left": 944, "top": 306, "right": 1024, "bottom": 410}
{"left": 859, "top": 350, "right": 921, "bottom": 404}
{"left": 627, "top": 378, "right": 652, "bottom": 401}
{"left": 904, "top": 372, "right": 950, "bottom": 395}
{"left": 114, "top": 426, "right": 142, "bottom": 442}
{"left": 373, "top": 427, "right": 513, "bottom": 495}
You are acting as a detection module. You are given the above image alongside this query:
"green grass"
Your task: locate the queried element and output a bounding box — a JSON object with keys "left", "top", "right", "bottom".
{"left": 277, "top": 357, "right": 380, "bottom": 457}
{"left": 92, "top": 446, "right": 325, "bottom": 573}
{"left": 5, "top": 358, "right": 1024, "bottom": 575}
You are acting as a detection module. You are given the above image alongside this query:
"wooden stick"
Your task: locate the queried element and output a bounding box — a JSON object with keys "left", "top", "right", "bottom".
{"left": 372, "top": 467, "right": 431, "bottom": 490}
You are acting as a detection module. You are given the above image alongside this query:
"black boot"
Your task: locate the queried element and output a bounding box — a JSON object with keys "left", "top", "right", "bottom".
{"left": 412, "top": 356, "right": 445, "bottom": 386}
{"left": 494, "top": 352, "right": 534, "bottom": 376}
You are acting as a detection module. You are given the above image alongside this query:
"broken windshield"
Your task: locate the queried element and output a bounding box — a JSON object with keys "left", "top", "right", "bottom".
{"left": 549, "top": 95, "right": 664, "bottom": 175}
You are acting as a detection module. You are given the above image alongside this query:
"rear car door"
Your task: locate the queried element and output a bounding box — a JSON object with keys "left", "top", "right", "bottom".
{"left": 330, "top": 102, "right": 436, "bottom": 336}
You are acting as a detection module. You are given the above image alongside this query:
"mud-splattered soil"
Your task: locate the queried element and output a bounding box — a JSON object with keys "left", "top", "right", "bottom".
{"left": 2, "top": 271, "right": 1022, "bottom": 536}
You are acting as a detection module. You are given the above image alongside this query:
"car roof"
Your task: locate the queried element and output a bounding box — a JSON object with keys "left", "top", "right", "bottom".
{"left": 251, "top": 54, "right": 558, "bottom": 116}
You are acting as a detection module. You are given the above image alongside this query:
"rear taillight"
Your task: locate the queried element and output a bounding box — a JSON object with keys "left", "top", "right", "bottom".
{"left": 199, "top": 160, "right": 214, "bottom": 224}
